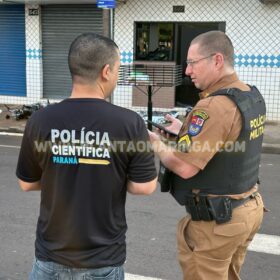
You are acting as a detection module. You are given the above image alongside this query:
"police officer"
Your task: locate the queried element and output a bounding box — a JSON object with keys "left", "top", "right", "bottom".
{"left": 149, "top": 31, "right": 266, "bottom": 280}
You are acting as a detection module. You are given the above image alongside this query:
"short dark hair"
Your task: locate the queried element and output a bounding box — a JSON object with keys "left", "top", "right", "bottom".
{"left": 191, "top": 31, "right": 234, "bottom": 67}
{"left": 68, "top": 33, "right": 119, "bottom": 83}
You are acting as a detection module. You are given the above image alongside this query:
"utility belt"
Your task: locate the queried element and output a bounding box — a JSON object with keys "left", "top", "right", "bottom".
{"left": 185, "top": 192, "right": 257, "bottom": 224}
{"left": 158, "top": 163, "right": 258, "bottom": 224}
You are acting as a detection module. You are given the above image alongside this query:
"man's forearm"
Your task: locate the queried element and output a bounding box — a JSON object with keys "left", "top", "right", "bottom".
{"left": 18, "top": 179, "right": 41, "bottom": 191}
{"left": 151, "top": 140, "right": 177, "bottom": 169}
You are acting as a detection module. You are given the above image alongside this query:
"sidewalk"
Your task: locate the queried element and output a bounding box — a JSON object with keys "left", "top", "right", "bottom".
{"left": 0, "top": 104, "right": 279, "bottom": 153}
{"left": 262, "top": 121, "right": 280, "bottom": 154}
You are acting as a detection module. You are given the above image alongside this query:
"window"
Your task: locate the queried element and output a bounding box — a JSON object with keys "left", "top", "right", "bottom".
{"left": 135, "top": 22, "right": 174, "bottom": 61}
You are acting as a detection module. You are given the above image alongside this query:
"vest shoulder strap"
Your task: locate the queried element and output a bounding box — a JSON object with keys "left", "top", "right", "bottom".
{"left": 210, "top": 86, "right": 263, "bottom": 114}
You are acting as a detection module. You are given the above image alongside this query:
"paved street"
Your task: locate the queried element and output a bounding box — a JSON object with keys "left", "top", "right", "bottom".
{"left": 0, "top": 133, "right": 279, "bottom": 280}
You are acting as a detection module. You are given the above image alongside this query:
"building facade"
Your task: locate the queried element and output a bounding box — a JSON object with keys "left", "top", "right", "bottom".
{"left": 0, "top": 0, "right": 107, "bottom": 104}
{"left": 114, "top": 0, "right": 280, "bottom": 121}
{"left": 0, "top": 0, "right": 279, "bottom": 121}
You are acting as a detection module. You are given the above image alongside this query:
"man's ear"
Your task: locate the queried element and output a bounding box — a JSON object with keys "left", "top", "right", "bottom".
{"left": 214, "top": 53, "right": 224, "bottom": 69}
{"left": 101, "top": 64, "right": 110, "bottom": 81}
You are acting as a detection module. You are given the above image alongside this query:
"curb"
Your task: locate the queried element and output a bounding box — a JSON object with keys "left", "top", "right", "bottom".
{"left": 262, "top": 143, "right": 280, "bottom": 154}
{"left": 1, "top": 127, "right": 279, "bottom": 154}
{"left": 0, "top": 127, "right": 24, "bottom": 134}
{"left": 0, "top": 126, "right": 280, "bottom": 154}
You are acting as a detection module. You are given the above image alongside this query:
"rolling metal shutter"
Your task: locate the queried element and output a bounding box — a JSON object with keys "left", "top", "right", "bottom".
{"left": 41, "top": 5, "right": 103, "bottom": 99}
{"left": 0, "top": 5, "right": 26, "bottom": 97}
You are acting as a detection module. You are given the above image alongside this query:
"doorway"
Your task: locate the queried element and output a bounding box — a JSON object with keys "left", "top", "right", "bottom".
{"left": 175, "top": 22, "right": 226, "bottom": 107}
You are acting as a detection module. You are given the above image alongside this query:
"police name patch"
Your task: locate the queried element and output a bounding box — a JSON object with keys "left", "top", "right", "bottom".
{"left": 188, "top": 110, "right": 209, "bottom": 136}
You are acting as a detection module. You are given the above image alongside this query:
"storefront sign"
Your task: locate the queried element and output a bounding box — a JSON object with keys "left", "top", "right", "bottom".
{"left": 97, "top": 0, "right": 116, "bottom": 9}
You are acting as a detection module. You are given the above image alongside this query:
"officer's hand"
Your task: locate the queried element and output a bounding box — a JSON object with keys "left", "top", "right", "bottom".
{"left": 148, "top": 130, "right": 161, "bottom": 144}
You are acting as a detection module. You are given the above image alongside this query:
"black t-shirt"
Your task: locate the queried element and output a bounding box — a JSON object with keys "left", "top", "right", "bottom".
{"left": 16, "top": 98, "right": 157, "bottom": 268}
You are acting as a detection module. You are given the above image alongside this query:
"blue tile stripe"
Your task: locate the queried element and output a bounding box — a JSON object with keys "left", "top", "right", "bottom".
{"left": 121, "top": 51, "right": 280, "bottom": 67}
{"left": 25, "top": 50, "right": 280, "bottom": 67}
{"left": 120, "top": 51, "right": 133, "bottom": 64}
{"left": 234, "top": 54, "right": 280, "bottom": 67}
{"left": 26, "top": 48, "right": 42, "bottom": 59}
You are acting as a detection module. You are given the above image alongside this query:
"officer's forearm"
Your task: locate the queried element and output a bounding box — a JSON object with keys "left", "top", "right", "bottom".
{"left": 151, "top": 140, "right": 199, "bottom": 179}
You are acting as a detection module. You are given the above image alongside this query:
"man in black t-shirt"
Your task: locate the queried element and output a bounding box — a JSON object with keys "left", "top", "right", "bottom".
{"left": 16, "top": 33, "right": 157, "bottom": 280}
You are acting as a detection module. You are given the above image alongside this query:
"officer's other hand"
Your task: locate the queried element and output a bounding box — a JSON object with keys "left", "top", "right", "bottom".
{"left": 161, "top": 114, "right": 182, "bottom": 138}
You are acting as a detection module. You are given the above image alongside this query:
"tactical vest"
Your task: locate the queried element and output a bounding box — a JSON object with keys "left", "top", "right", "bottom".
{"left": 170, "top": 86, "right": 266, "bottom": 205}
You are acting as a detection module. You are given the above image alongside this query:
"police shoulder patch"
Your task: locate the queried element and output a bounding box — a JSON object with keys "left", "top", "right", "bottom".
{"left": 187, "top": 110, "right": 209, "bottom": 136}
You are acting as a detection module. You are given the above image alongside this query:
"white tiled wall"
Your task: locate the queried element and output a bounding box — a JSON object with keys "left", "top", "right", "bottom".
{"left": 25, "top": 4, "right": 43, "bottom": 104}
{"left": 1, "top": 1, "right": 279, "bottom": 120}
{"left": 114, "top": 0, "right": 280, "bottom": 121}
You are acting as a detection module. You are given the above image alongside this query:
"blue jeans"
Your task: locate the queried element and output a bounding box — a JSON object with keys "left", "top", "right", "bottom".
{"left": 29, "top": 258, "right": 124, "bottom": 280}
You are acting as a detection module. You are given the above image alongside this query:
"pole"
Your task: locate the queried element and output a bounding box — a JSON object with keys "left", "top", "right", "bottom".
{"left": 148, "top": 85, "right": 153, "bottom": 130}
{"left": 109, "top": 8, "right": 114, "bottom": 40}
{"left": 108, "top": 8, "right": 114, "bottom": 103}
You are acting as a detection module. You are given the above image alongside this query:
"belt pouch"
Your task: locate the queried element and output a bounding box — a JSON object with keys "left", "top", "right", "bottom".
{"left": 197, "top": 195, "right": 213, "bottom": 221}
{"left": 208, "top": 197, "right": 232, "bottom": 224}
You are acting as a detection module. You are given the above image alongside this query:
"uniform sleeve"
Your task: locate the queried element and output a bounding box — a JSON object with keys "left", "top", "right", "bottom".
{"left": 16, "top": 118, "right": 42, "bottom": 182}
{"left": 174, "top": 96, "right": 242, "bottom": 170}
{"left": 127, "top": 116, "right": 157, "bottom": 183}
